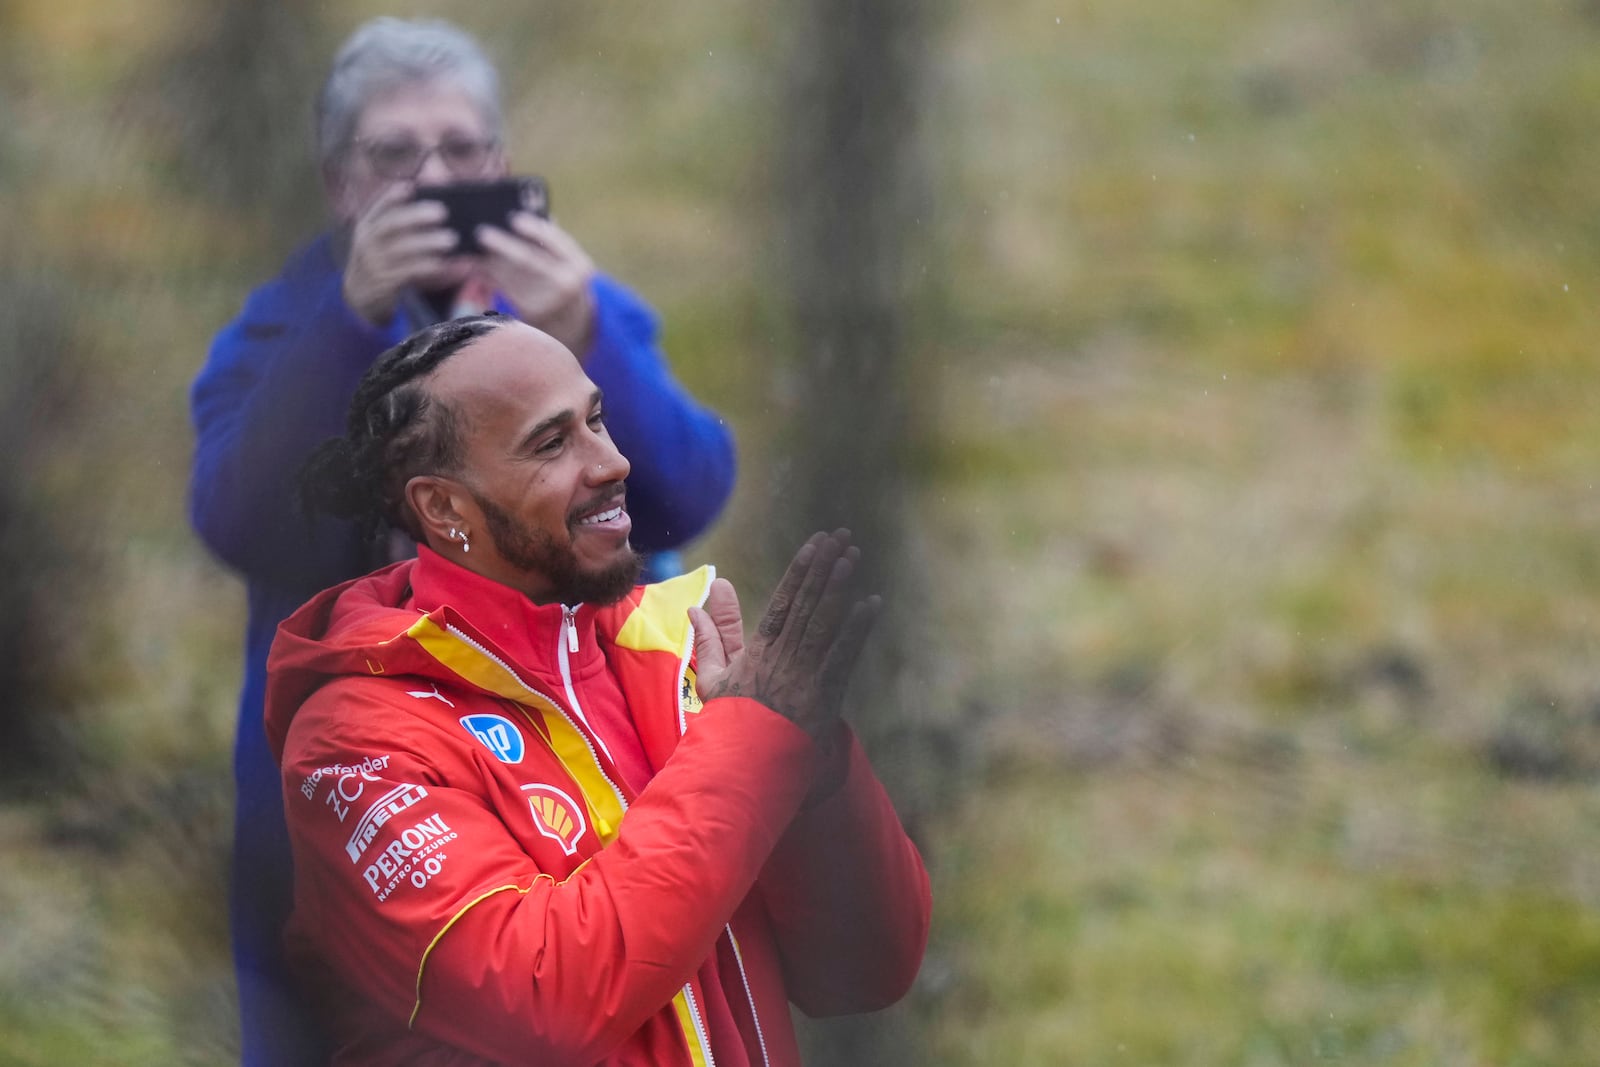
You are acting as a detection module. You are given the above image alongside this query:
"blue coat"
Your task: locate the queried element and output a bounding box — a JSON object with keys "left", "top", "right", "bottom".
{"left": 188, "top": 233, "right": 736, "bottom": 1065}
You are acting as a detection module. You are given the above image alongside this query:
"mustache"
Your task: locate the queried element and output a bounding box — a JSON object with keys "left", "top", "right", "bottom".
{"left": 567, "top": 483, "right": 627, "bottom": 526}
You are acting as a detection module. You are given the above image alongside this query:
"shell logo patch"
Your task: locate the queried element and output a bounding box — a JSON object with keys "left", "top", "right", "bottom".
{"left": 680, "top": 667, "right": 703, "bottom": 717}
{"left": 522, "top": 783, "right": 587, "bottom": 856}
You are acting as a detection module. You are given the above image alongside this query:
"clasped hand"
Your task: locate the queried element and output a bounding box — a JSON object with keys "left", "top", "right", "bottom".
{"left": 689, "top": 530, "right": 881, "bottom": 743}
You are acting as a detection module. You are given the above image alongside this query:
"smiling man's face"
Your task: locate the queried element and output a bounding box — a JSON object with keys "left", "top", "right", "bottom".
{"left": 421, "top": 321, "right": 640, "bottom": 605}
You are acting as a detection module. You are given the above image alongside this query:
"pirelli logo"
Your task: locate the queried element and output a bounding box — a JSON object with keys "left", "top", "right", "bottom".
{"left": 346, "top": 782, "right": 430, "bottom": 863}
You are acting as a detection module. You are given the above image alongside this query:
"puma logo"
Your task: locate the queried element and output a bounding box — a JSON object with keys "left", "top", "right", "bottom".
{"left": 405, "top": 684, "right": 456, "bottom": 708}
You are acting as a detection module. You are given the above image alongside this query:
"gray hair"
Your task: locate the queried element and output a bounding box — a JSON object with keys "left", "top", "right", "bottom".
{"left": 316, "top": 17, "right": 503, "bottom": 171}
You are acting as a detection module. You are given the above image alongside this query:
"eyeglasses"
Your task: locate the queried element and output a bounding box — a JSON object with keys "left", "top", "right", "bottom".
{"left": 353, "top": 135, "right": 500, "bottom": 180}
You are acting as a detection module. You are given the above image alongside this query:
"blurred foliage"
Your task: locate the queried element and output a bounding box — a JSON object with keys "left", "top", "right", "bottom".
{"left": 0, "top": 264, "right": 94, "bottom": 786}
{"left": 146, "top": 0, "right": 326, "bottom": 236}
{"left": 4, "top": 0, "right": 1600, "bottom": 1064}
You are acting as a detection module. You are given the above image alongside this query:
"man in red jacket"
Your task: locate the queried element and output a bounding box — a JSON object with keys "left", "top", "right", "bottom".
{"left": 265, "top": 313, "right": 930, "bottom": 1065}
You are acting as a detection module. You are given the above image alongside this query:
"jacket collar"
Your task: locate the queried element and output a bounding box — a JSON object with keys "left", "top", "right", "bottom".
{"left": 410, "top": 545, "right": 607, "bottom": 682}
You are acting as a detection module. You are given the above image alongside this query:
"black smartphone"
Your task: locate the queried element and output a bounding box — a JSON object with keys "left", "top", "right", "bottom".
{"left": 414, "top": 176, "right": 550, "bottom": 254}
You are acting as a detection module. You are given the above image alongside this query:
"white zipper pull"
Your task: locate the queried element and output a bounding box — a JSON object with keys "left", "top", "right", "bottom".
{"left": 563, "top": 605, "right": 579, "bottom": 654}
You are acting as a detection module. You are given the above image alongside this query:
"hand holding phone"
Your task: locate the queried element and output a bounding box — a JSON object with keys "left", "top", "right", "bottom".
{"left": 413, "top": 177, "right": 550, "bottom": 254}
{"left": 342, "top": 183, "right": 472, "bottom": 325}
{"left": 469, "top": 196, "right": 597, "bottom": 356}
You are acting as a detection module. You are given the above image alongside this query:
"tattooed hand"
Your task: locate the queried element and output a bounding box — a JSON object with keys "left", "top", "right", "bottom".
{"left": 688, "top": 530, "right": 881, "bottom": 742}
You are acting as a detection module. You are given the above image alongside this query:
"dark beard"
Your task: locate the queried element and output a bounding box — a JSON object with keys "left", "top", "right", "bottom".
{"left": 475, "top": 492, "right": 642, "bottom": 606}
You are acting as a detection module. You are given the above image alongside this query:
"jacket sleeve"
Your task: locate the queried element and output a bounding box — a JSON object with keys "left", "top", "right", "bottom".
{"left": 188, "top": 241, "right": 397, "bottom": 587}
{"left": 579, "top": 275, "right": 737, "bottom": 552}
{"left": 281, "top": 693, "right": 814, "bottom": 1065}
{"left": 754, "top": 726, "right": 932, "bottom": 1016}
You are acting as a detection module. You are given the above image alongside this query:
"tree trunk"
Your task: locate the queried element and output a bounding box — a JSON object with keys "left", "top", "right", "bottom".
{"left": 775, "top": 0, "right": 943, "bottom": 1062}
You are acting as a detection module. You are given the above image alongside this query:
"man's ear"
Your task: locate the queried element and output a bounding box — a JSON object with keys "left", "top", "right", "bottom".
{"left": 405, "top": 475, "right": 475, "bottom": 553}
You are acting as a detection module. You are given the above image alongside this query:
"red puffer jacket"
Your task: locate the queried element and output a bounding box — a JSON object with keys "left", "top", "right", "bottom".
{"left": 265, "top": 546, "right": 930, "bottom": 1066}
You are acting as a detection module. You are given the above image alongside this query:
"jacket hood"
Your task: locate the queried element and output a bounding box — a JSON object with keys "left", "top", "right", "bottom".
{"left": 264, "top": 560, "right": 426, "bottom": 763}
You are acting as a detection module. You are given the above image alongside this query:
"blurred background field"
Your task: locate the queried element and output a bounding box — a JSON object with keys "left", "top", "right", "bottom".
{"left": 4, "top": 0, "right": 1600, "bottom": 1064}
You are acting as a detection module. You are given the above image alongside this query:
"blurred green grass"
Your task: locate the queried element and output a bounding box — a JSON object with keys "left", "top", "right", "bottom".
{"left": 917, "top": 0, "right": 1600, "bottom": 1061}
{"left": 933, "top": 763, "right": 1600, "bottom": 1064}
{"left": 6, "top": 0, "right": 1600, "bottom": 1063}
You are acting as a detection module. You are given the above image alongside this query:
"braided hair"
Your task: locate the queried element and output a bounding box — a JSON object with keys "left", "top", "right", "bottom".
{"left": 300, "top": 313, "right": 509, "bottom": 542}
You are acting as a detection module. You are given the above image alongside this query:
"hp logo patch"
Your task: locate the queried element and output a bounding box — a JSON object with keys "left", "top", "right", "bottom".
{"left": 459, "top": 713, "right": 525, "bottom": 764}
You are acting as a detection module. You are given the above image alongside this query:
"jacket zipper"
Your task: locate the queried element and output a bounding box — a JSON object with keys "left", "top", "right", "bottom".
{"left": 659, "top": 568, "right": 763, "bottom": 1067}
{"left": 558, "top": 605, "right": 617, "bottom": 769}
{"left": 725, "top": 927, "right": 771, "bottom": 1067}
{"left": 455, "top": 593, "right": 740, "bottom": 1066}
{"left": 682, "top": 982, "right": 716, "bottom": 1067}
{"left": 444, "top": 623, "right": 628, "bottom": 815}
{"left": 664, "top": 567, "right": 760, "bottom": 1066}
{"left": 562, "top": 604, "right": 580, "bottom": 654}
